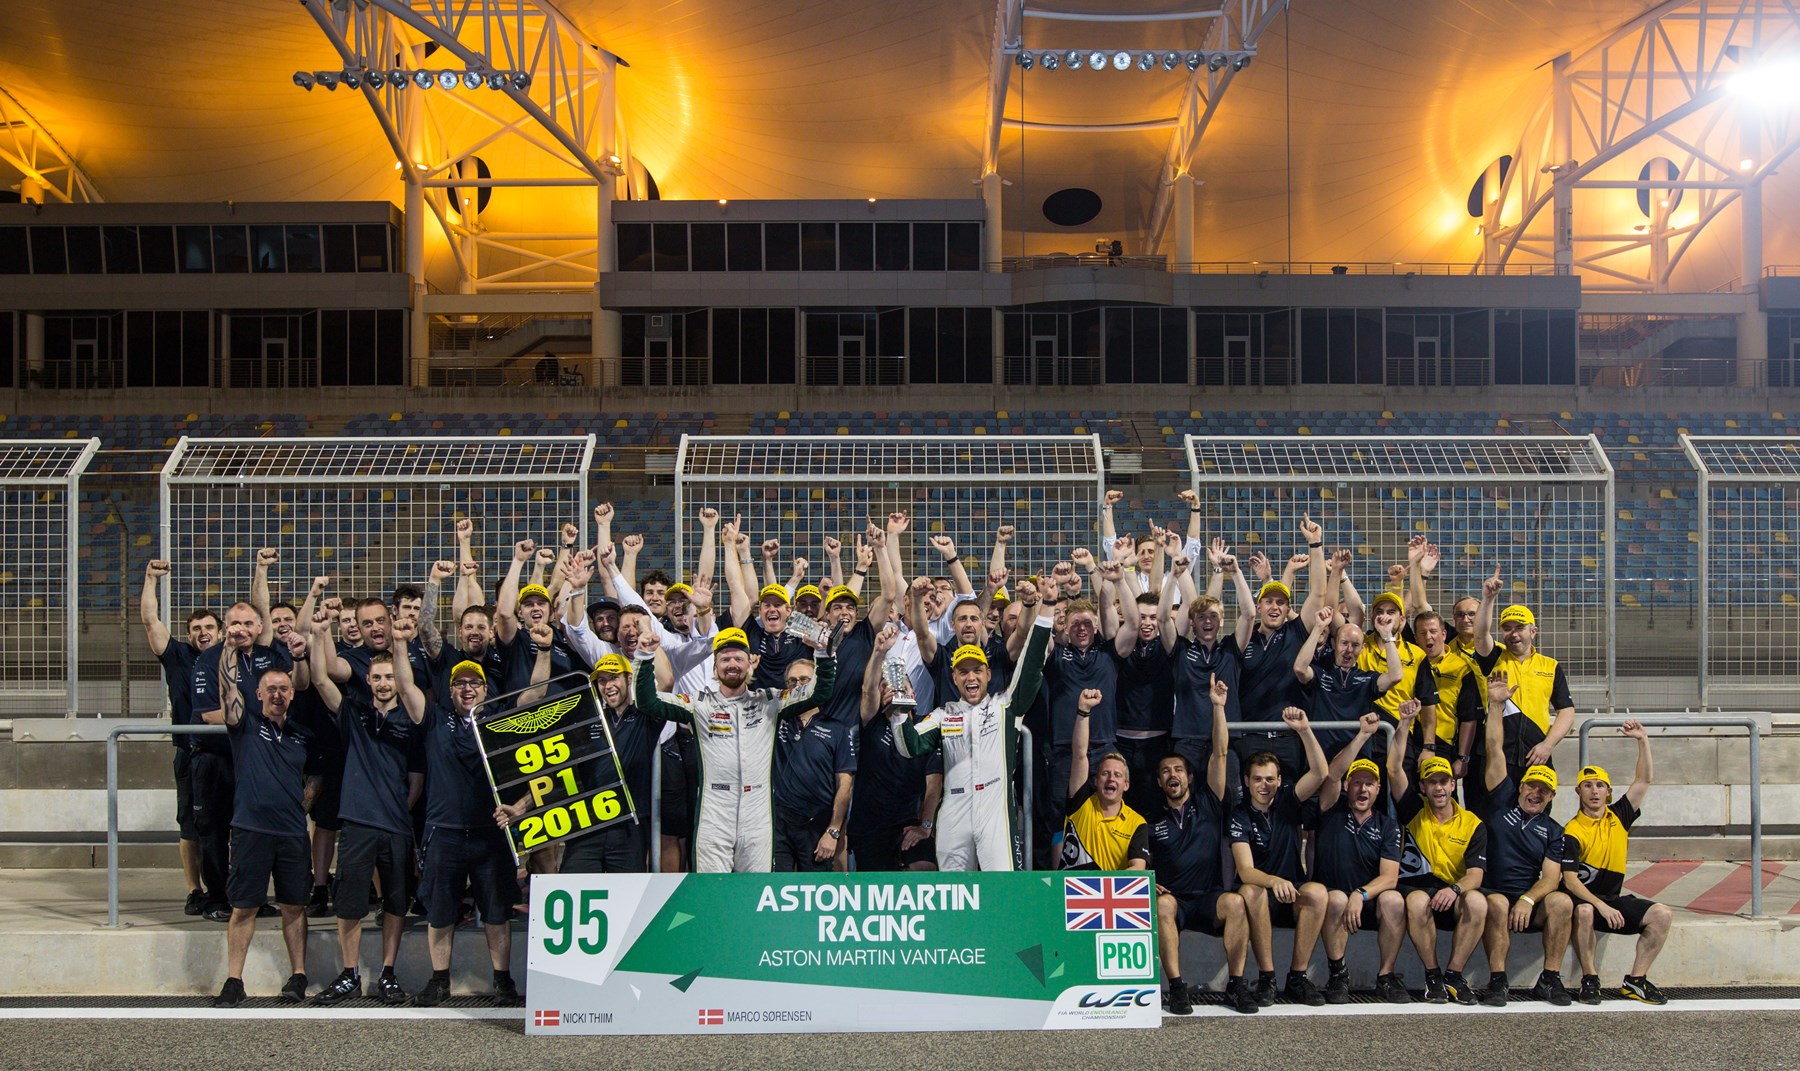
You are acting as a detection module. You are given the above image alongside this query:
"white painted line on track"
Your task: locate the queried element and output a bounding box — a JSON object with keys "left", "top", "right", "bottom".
{"left": 1166, "top": 998, "right": 1800, "bottom": 1018}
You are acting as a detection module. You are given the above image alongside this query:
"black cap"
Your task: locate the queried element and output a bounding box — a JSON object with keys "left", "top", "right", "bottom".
{"left": 586, "top": 597, "right": 623, "bottom": 618}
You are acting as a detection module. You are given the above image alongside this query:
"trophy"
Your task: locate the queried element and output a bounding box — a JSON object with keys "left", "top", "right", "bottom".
{"left": 882, "top": 658, "right": 917, "bottom": 711}
{"left": 786, "top": 611, "right": 847, "bottom": 655}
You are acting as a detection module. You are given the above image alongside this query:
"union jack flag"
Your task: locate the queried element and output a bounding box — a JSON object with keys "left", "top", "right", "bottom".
{"left": 1063, "top": 875, "right": 1152, "bottom": 931}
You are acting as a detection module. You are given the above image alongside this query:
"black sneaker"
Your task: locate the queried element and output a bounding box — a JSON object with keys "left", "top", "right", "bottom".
{"left": 414, "top": 975, "right": 450, "bottom": 1007}
{"left": 1576, "top": 975, "right": 1602, "bottom": 1005}
{"left": 1482, "top": 972, "right": 1510, "bottom": 1007}
{"left": 184, "top": 891, "right": 205, "bottom": 916}
{"left": 211, "top": 978, "right": 246, "bottom": 1008}
{"left": 203, "top": 905, "right": 232, "bottom": 923}
{"left": 1252, "top": 975, "right": 1278, "bottom": 1007}
{"left": 1423, "top": 973, "right": 1449, "bottom": 1004}
{"left": 1375, "top": 972, "right": 1412, "bottom": 1004}
{"left": 1224, "top": 979, "right": 1260, "bottom": 1015}
{"left": 1532, "top": 970, "right": 1572, "bottom": 1007}
{"left": 1284, "top": 973, "right": 1326, "bottom": 1007}
{"left": 1443, "top": 969, "right": 1478, "bottom": 1006}
{"left": 1621, "top": 976, "right": 1668, "bottom": 1006}
{"left": 374, "top": 973, "right": 409, "bottom": 1005}
{"left": 305, "top": 885, "right": 332, "bottom": 918}
{"left": 1164, "top": 984, "right": 1194, "bottom": 1016}
{"left": 493, "top": 975, "right": 525, "bottom": 1007}
{"left": 279, "top": 972, "right": 308, "bottom": 1003}
{"left": 313, "top": 969, "right": 362, "bottom": 1005}
{"left": 1324, "top": 970, "right": 1352, "bottom": 1005}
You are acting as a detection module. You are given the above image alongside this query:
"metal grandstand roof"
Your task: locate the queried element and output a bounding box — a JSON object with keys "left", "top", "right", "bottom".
{"left": 1187, "top": 436, "right": 1613, "bottom": 483}
{"left": 1680, "top": 435, "right": 1800, "bottom": 480}
{"left": 675, "top": 435, "right": 1103, "bottom": 483}
{"left": 161, "top": 436, "right": 595, "bottom": 483}
{"left": 0, "top": 439, "right": 101, "bottom": 484}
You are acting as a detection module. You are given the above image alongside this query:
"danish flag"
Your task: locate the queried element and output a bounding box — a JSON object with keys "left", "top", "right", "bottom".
{"left": 534, "top": 1009, "right": 561, "bottom": 1027}
{"left": 698, "top": 1008, "right": 725, "bottom": 1026}
{"left": 1063, "top": 875, "right": 1153, "bottom": 931}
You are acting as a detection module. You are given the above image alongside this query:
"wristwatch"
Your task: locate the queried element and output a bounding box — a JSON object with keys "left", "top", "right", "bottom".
{"left": 920, "top": 820, "right": 934, "bottom": 834}
{"left": 826, "top": 827, "right": 841, "bottom": 840}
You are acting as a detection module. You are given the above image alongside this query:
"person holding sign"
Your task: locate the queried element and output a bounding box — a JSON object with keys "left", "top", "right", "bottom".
{"left": 305, "top": 614, "right": 427, "bottom": 1005}
{"left": 895, "top": 607, "right": 1054, "bottom": 873}
{"left": 631, "top": 627, "right": 835, "bottom": 872}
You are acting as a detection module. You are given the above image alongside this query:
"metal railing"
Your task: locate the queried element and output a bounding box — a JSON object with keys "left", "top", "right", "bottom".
{"left": 1577, "top": 715, "right": 1765, "bottom": 917}
{"left": 106, "top": 723, "right": 225, "bottom": 928}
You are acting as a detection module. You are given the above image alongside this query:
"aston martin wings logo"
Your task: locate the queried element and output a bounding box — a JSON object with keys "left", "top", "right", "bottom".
{"left": 484, "top": 694, "right": 582, "bottom": 734}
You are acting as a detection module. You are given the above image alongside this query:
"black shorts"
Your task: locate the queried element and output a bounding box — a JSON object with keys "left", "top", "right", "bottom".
{"left": 309, "top": 769, "right": 344, "bottom": 833}
{"left": 1483, "top": 889, "right": 1553, "bottom": 933}
{"left": 772, "top": 808, "right": 835, "bottom": 873}
{"left": 173, "top": 750, "right": 197, "bottom": 842}
{"left": 334, "top": 822, "right": 412, "bottom": 918}
{"left": 659, "top": 737, "right": 695, "bottom": 839}
{"left": 419, "top": 824, "right": 519, "bottom": 929}
{"left": 1172, "top": 889, "right": 1229, "bottom": 936}
{"left": 1400, "top": 882, "right": 1472, "bottom": 931}
{"left": 851, "top": 823, "right": 936, "bottom": 872}
{"left": 1590, "top": 893, "right": 1657, "bottom": 935}
{"left": 226, "top": 829, "right": 312, "bottom": 909}
{"left": 560, "top": 822, "right": 647, "bottom": 874}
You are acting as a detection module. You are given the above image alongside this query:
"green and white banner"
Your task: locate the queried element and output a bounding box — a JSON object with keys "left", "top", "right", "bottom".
{"left": 526, "top": 872, "right": 1161, "bottom": 1034}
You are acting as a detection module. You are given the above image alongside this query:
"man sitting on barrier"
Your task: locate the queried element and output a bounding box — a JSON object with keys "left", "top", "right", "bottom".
{"left": 1477, "top": 669, "right": 1575, "bottom": 1008}
{"left": 1386, "top": 702, "right": 1487, "bottom": 1006}
{"left": 1562, "top": 720, "right": 1672, "bottom": 1006}
{"left": 895, "top": 604, "right": 1053, "bottom": 873}
{"left": 1311, "top": 713, "right": 1409, "bottom": 1005}
{"left": 1229, "top": 706, "right": 1331, "bottom": 1008}
{"left": 631, "top": 626, "right": 834, "bottom": 872}
{"left": 1147, "top": 675, "right": 1257, "bottom": 1016}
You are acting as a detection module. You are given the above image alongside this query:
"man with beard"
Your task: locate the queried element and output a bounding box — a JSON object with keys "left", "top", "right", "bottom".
{"left": 1292, "top": 607, "right": 1405, "bottom": 758}
{"left": 1311, "top": 713, "right": 1410, "bottom": 1005}
{"left": 852, "top": 624, "right": 943, "bottom": 872}
{"left": 632, "top": 627, "right": 834, "bottom": 872}
{"left": 306, "top": 616, "right": 427, "bottom": 1005}
{"left": 771, "top": 658, "right": 857, "bottom": 872}
{"left": 1146, "top": 676, "right": 1256, "bottom": 1016}
{"left": 896, "top": 607, "right": 1053, "bottom": 873}
{"left": 1477, "top": 670, "right": 1575, "bottom": 1008}
{"left": 496, "top": 538, "right": 577, "bottom": 692}
{"left": 140, "top": 558, "right": 220, "bottom": 917}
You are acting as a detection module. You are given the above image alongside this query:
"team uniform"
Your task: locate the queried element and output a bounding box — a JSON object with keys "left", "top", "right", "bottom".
{"left": 416, "top": 701, "right": 520, "bottom": 928}
{"left": 632, "top": 653, "right": 834, "bottom": 872}
{"left": 772, "top": 712, "right": 858, "bottom": 872}
{"left": 156, "top": 641, "right": 210, "bottom": 905}
{"left": 850, "top": 712, "right": 942, "bottom": 871}
{"left": 1482, "top": 774, "right": 1567, "bottom": 926}
{"left": 1229, "top": 785, "right": 1308, "bottom": 926}
{"left": 1309, "top": 797, "right": 1405, "bottom": 929}
{"left": 560, "top": 701, "right": 663, "bottom": 874}
{"left": 1145, "top": 784, "right": 1232, "bottom": 935}
{"left": 1562, "top": 798, "right": 1657, "bottom": 933}
{"left": 897, "top": 615, "right": 1052, "bottom": 872}
{"left": 330, "top": 692, "right": 421, "bottom": 920}
{"left": 1167, "top": 634, "right": 1242, "bottom": 792}
{"left": 1358, "top": 635, "right": 1439, "bottom": 768}
{"left": 1113, "top": 637, "right": 1175, "bottom": 818}
{"left": 1396, "top": 792, "right": 1488, "bottom": 930}
{"left": 1234, "top": 619, "right": 1310, "bottom": 780}
{"left": 1474, "top": 647, "right": 1573, "bottom": 783}
{"left": 1059, "top": 782, "right": 1149, "bottom": 871}
{"left": 1300, "top": 651, "right": 1394, "bottom": 757}
{"left": 191, "top": 643, "right": 295, "bottom": 911}
{"left": 1043, "top": 639, "right": 1119, "bottom": 815}
{"left": 741, "top": 617, "right": 813, "bottom": 693}
{"left": 223, "top": 693, "right": 319, "bottom": 911}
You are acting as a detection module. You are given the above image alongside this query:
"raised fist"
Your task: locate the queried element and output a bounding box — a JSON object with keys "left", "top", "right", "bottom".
{"left": 527, "top": 621, "right": 556, "bottom": 648}
{"left": 455, "top": 518, "right": 474, "bottom": 539}
{"left": 146, "top": 559, "right": 171, "bottom": 579}
{"left": 561, "top": 522, "right": 580, "bottom": 544}
{"left": 513, "top": 539, "right": 537, "bottom": 562}
{"left": 256, "top": 548, "right": 280, "bottom": 566}
{"left": 1315, "top": 606, "right": 1334, "bottom": 629}
{"left": 622, "top": 533, "right": 644, "bottom": 552}
{"left": 1359, "top": 711, "right": 1381, "bottom": 734}
{"left": 908, "top": 577, "right": 934, "bottom": 600}
{"left": 930, "top": 535, "right": 957, "bottom": 560}
{"left": 1178, "top": 488, "right": 1199, "bottom": 508}
{"left": 1070, "top": 547, "right": 1094, "bottom": 569}
{"left": 822, "top": 536, "right": 842, "bottom": 556}
{"left": 996, "top": 525, "right": 1016, "bottom": 544}
{"left": 1397, "top": 697, "right": 1421, "bottom": 721}
{"left": 594, "top": 502, "right": 614, "bottom": 523}
{"left": 459, "top": 560, "right": 479, "bottom": 576}
{"left": 310, "top": 575, "right": 332, "bottom": 595}
{"left": 887, "top": 511, "right": 910, "bottom": 534}
{"left": 430, "top": 560, "right": 456, "bottom": 582}
{"left": 874, "top": 623, "right": 901, "bottom": 654}
{"left": 1170, "top": 555, "right": 1191, "bottom": 576}
{"left": 698, "top": 506, "right": 719, "bottom": 526}
{"left": 762, "top": 539, "right": 781, "bottom": 558}
{"left": 1280, "top": 705, "right": 1308, "bottom": 728}
{"left": 1105, "top": 489, "right": 1123, "bottom": 507}
{"left": 322, "top": 596, "right": 343, "bottom": 613}
{"left": 1077, "top": 688, "right": 1104, "bottom": 713}
{"left": 535, "top": 547, "right": 557, "bottom": 566}
{"left": 390, "top": 618, "right": 418, "bottom": 644}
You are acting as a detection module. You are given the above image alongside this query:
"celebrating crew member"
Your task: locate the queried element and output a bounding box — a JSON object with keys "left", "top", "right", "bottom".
{"left": 853, "top": 624, "right": 943, "bottom": 871}
{"left": 1292, "top": 606, "right": 1405, "bottom": 757}
{"left": 1474, "top": 568, "right": 1575, "bottom": 787}
{"left": 1311, "top": 714, "right": 1411, "bottom": 1005}
{"left": 1060, "top": 688, "right": 1149, "bottom": 871}
{"left": 1562, "top": 720, "right": 1673, "bottom": 1006}
{"left": 771, "top": 658, "right": 857, "bottom": 872}
{"left": 140, "top": 559, "right": 220, "bottom": 918}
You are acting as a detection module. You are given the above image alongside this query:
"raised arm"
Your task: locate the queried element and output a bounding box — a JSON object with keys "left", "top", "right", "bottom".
{"left": 619, "top": 532, "right": 643, "bottom": 594}
{"left": 388, "top": 622, "right": 427, "bottom": 725}
{"left": 905, "top": 577, "right": 938, "bottom": 664}
{"left": 1068, "top": 688, "right": 1102, "bottom": 795}
{"left": 592, "top": 501, "right": 614, "bottom": 557}
{"left": 1474, "top": 565, "right": 1502, "bottom": 658}
{"left": 1287, "top": 705, "right": 1331, "bottom": 800}
{"left": 862, "top": 623, "right": 901, "bottom": 725}
{"left": 417, "top": 560, "right": 453, "bottom": 661}
{"left": 1369, "top": 618, "right": 1405, "bottom": 690}
{"left": 453, "top": 518, "right": 483, "bottom": 619}
{"left": 1004, "top": 580, "right": 1040, "bottom": 663}
{"left": 141, "top": 559, "right": 173, "bottom": 655}
{"left": 1483, "top": 669, "right": 1514, "bottom": 794}
{"left": 1297, "top": 513, "right": 1327, "bottom": 624}
{"left": 1319, "top": 711, "right": 1382, "bottom": 812}
{"left": 1100, "top": 489, "right": 1122, "bottom": 549}
{"left": 1003, "top": 611, "right": 1056, "bottom": 710}
{"left": 1621, "top": 719, "right": 1653, "bottom": 810}
{"left": 930, "top": 534, "right": 975, "bottom": 598}
{"left": 693, "top": 506, "right": 719, "bottom": 589}
{"left": 1387, "top": 698, "right": 1421, "bottom": 800}
{"left": 495, "top": 538, "right": 535, "bottom": 644}
{"left": 1157, "top": 569, "right": 1181, "bottom": 654}
{"left": 822, "top": 535, "right": 844, "bottom": 591}
{"left": 1293, "top": 606, "right": 1332, "bottom": 684}
{"left": 307, "top": 610, "right": 344, "bottom": 714}
{"left": 252, "top": 547, "right": 278, "bottom": 645}
{"left": 989, "top": 524, "right": 1014, "bottom": 590}
{"left": 1205, "top": 675, "right": 1231, "bottom": 802}
{"left": 760, "top": 538, "right": 783, "bottom": 591}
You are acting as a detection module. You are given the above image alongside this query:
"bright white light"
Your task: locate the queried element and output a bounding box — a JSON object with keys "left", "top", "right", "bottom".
{"left": 1728, "top": 60, "right": 1800, "bottom": 102}
{"left": 1089, "top": 51, "right": 1107, "bottom": 70}
{"left": 1112, "top": 51, "right": 1130, "bottom": 71}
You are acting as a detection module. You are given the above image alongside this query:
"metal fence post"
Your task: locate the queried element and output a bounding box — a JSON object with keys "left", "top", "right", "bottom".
{"left": 106, "top": 723, "right": 227, "bottom": 928}
{"left": 1020, "top": 725, "right": 1033, "bottom": 872}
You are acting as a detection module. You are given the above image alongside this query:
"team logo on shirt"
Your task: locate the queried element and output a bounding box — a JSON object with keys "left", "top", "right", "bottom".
{"left": 483, "top": 694, "right": 582, "bottom": 734}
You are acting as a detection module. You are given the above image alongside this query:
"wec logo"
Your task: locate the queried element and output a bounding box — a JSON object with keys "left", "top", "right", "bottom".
{"left": 1077, "top": 988, "right": 1158, "bottom": 1008}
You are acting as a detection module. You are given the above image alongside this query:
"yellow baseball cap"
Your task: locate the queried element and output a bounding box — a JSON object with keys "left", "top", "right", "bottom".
{"left": 1521, "top": 764, "right": 1558, "bottom": 792}
{"left": 991, "top": 586, "right": 1011, "bottom": 605}
{"left": 1499, "top": 604, "right": 1536, "bottom": 627}
{"left": 1372, "top": 591, "right": 1405, "bottom": 615}
{"left": 1258, "top": 580, "right": 1292, "bottom": 602}
{"left": 1577, "top": 764, "right": 1611, "bottom": 788}
{"left": 951, "top": 643, "right": 989, "bottom": 667}
{"left": 449, "top": 660, "right": 487, "bottom": 683}
{"left": 517, "top": 583, "right": 551, "bottom": 604}
{"left": 1419, "top": 755, "right": 1454, "bottom": 780}
{"left": 713, "top": 627, "right": 751, "bottom": 653}
{"left": 758, "top": 583, "right": 791, "bottom": 605}
{"left": 824, "top": 584, "right": 861, "bottom": 608}
{"left": 664, "top": 582, "right": 693, "bottom": 600}
{"left": 794, "top": 584, "right": 824, "bottom": 604}
{"left": 1346, "top": 758, "right": 1381, "bottom": 782}
{"left": 591, "top": 654, "right": 631, "bottom": 677}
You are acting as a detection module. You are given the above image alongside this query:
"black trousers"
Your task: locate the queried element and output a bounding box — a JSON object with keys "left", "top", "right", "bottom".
{"left": 188, "top": 751, "right": 236, "bottom": 909}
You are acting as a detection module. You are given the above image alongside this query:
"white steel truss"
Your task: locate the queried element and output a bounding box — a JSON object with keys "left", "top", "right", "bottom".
{"left": 1483, "top": 0, "right": 1800, "bottom": 292}
{"left": 295, "top": 0, "right": 624, "bottom": 292}
{"left": 0, "top": 85, "right": 102, "bottom": 204}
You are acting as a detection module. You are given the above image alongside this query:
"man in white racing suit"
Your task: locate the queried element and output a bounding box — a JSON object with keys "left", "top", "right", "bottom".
{"left": 897, "top": 611, "right": 1052, "bottom": 871}
{"left": 633, "top": 627, "right": 833, "bottom": 872}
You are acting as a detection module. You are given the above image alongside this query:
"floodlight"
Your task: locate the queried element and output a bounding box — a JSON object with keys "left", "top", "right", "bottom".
{"left": 293, "top": 71, "right": 315, "bottom": 90}
{"left": 437, "top": 70, "right": 460, "bottom": 89}
{"left": 414, "top": 69, "right": 434, "bottom": 89}
{"left": 1111, "top": 51, "right": 1130, "bottom": 71}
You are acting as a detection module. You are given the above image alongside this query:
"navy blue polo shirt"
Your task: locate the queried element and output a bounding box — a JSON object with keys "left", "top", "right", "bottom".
{"left": 775, "top": 713, "right": 858, "bottom": 823}
{"left": 340, "top": 642, "right": 434, "bottom": 699}
{"left": 1237, "top": 618, "right": 1308, "bottom": 722}
{"left": 820, "top": 619, "right": 876, "bottom": 724}
{"left": 192, "top": 643, "right": 295, "bottom": 758}
{"left": 1303, "top": 652, "right": 1392, "bottom": 753}
{"left": 1229, "top": 785, "right": 1306, "bottom": 883}
{"left": 850, "top": 714, "right": 942, "bottom": 835}
{"left": 1308, "top": 797, "right": 1403, "bottom": 892}
{"left": 1144, "top": 786, "right": 1229, "bottom": 897}
{"left": 335, "top": 693, "right": 421, "bottom": 836}
{"left": 430, "top": 639, "right": 506, "bottom": 706}
{"left": 595, "top": 703, "right": 663, "bottom": 818}
{"left": 1115, "top": 639, "right": 1174, "bottom": 735}
{"left": 499, "top": 626, "right": 578, "bottom": 694}
{"left": 739, "top": 616, "right": 813, "bottom": 693}
{"left": 1045, "top": 640, "right": 1118, "bottom": 746}
{"left": 1484, "top": 775, "right": 1567, "bottom": 895}
{"left": 420, "top": 702, "right": 495, "bottom": 830}
{"left": 228, "top": 700, "right": 317, "bottom": 839}
{"left": 1169, "top": 635, "right": 1241, "bottom": 741}
{"left": 157, "top": 642, "right": 201, "bottom": 750}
